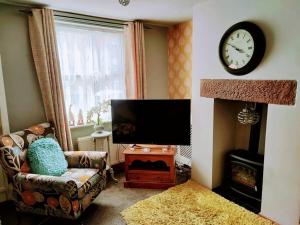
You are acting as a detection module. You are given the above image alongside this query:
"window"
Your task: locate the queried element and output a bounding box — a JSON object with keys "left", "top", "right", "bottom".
{"left": 55, "top": 22, "right": 126, "bottom": 126}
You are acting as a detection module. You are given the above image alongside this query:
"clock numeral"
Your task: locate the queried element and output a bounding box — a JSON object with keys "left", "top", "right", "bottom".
{"left": 230, "top": 59, "right": 233, "bottom": 64}
{"left": 246, "top": 54, "right": 250, "bottom": 58}
{"left": 225, "top": 55, "right": 229, "bottom": 59}
{"left": 248, "top": 46, "right": 253, "bottom": 50}
{"left": 243, "top": 33, "right": 246, "bottom": 39}
{"left": 242, "top": 60, "right": 246, "bottom": 64}
{"left": 237, "top": 33, "right": 240, "bottom": 38}
{"left": 230, "top": 36, "right": 234, "bottom": 40}
{"left": 247, "top": 39, "right": 251, "bottom": 43}
{"left": 236, "top": 61, "right": 239, "bottom": 65}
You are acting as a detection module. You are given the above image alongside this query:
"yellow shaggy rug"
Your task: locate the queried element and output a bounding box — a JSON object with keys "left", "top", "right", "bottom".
{"left": 121, "top": 180, "right": 277, "bottom": 225}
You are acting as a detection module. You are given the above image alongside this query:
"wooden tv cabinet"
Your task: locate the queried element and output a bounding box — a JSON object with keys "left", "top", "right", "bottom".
{"left": 124, "top": 146, "right": 176, "bottom": 189}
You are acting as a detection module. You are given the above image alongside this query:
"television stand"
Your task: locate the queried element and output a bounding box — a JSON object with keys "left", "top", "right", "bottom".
{"left": 130, "top": 144, "right": 170, "bottom": 153}
{"left": 124, "top": 145, "right": 176, "bottom": 189}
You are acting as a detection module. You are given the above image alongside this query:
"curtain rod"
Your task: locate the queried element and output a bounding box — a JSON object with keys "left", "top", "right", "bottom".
{"left": 54, "top": 16, "right": 127, "bottom": 29}
{"left": 54, "top": 10, "right": 129, "bottom": 25}
{"left": 19, "top": 9, "right": 127, "bottom": 26}
{"left": 19, "top": 9, "right": 154, "bottom": 29}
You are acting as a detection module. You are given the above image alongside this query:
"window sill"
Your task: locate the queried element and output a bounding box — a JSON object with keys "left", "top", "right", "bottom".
{"left": 69, "top": 121, "right": 112, "bottom": 130}
{"left": 70, "top": 124, "right": 94, "bottom": 130}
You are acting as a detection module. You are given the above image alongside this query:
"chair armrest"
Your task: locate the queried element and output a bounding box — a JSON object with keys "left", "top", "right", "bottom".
{"left": 14, "top": 173, "right": 78, "bottom": 199}
{"left": 64, "top": 151, "right": 107, "bottom": 170}
{"left": 0, "top": 146, "right": 21, "bottom": 177}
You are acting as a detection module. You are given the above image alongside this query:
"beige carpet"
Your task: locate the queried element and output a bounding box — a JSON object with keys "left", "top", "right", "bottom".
{"left": 121, "top": 180, "right": 277, "bottom": 225}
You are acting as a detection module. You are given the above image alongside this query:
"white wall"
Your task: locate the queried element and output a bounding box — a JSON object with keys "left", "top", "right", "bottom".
{"left": 144, "top": 25, "right": 169, "bottom": 99}
{"left": 192, "top": 0, "right": 300, "bottom": 224}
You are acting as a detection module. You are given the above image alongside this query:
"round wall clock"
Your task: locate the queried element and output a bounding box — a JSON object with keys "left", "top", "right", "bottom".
{"left": 219, "top": 21, "right": 266, "bottom": 75}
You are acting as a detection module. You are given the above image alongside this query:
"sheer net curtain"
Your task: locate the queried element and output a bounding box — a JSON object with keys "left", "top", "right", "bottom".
{"left": 55, "top": 23, "right": 126, "bottom": 124}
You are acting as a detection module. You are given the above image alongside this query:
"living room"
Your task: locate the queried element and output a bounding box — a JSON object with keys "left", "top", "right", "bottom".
{"left": 0, "top": 0, "right": 299, "bottom": 225}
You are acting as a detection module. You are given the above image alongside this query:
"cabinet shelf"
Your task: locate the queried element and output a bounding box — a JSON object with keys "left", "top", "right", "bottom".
{"left": 124, "top": 147, "right": 176, "bottom": 189}
{"left": 128, "top": 159, "right": 170, "bottom": 171}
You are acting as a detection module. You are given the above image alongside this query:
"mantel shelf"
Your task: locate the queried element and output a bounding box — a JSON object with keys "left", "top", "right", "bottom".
{"left": 200, "top": 79, "right": 297, "bottom": 105}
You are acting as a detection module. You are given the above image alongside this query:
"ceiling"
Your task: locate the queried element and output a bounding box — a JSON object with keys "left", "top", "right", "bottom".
{"left": 4, "top": 0, "right": 205, "bottom": 25}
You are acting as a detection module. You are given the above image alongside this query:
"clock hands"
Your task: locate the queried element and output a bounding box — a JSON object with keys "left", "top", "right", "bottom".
{"left": 226, "top": 43, "right": 245, "bottom": 53}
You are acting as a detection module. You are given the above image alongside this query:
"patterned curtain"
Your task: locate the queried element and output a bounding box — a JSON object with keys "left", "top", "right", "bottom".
{"left": 124, "top": 21, "right": 147, "bottom": 99}
{"left": 28, "top": 8, "right": 73, "bottom": 151}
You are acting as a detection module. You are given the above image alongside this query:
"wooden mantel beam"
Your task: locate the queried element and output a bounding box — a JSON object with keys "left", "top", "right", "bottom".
{"left": 200, "top": 79, "right": 297, "bottom": 105}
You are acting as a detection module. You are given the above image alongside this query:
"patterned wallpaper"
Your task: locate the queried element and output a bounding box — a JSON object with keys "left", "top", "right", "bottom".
{"left": 168, "top": 21, "right": 192, "bottom": 99}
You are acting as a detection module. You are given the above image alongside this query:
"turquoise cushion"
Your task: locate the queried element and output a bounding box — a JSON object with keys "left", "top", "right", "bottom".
{"left": 27, "top": 138, "right": 68, "bottom": 176}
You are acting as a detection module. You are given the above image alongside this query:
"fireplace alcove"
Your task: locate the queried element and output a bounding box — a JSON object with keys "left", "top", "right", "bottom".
{"left": 199, "top": 79, "right": 297, "bottom": 213}
{"left": 212, "top": 99, "right": 268, "bottom": 212}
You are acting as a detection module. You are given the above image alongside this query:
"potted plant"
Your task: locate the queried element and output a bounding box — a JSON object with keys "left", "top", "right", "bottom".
{"left": 87, "top": 100, "right": 111, "bottom": 133}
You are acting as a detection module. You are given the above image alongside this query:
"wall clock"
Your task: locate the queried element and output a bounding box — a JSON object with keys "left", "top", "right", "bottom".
{"left": 219, "top": 21, "right": 266, "bottom": 75}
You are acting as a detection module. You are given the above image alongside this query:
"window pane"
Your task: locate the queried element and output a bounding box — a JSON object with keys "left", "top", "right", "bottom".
{"left": 55, "top": 22, "right": 126, "bottom": 125}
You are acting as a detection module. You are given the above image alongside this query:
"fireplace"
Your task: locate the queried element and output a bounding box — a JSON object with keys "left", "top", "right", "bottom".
{"left": 222, "top": 102, "right": 265, "bottom": 212}
{"left": 199, "top": 79, "right": 298, "bottom": 214}
{"left": 213, "top": 101, "right": 266, "bottom": 213}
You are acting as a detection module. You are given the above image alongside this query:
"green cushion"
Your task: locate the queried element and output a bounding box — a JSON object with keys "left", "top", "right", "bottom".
{"left": 27, "top": 138, "right": 68, "bottom": 176}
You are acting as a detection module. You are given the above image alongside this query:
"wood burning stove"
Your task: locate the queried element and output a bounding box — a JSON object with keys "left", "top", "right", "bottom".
{"left": 225, "top": 150, "right": 264, "bottom": 201}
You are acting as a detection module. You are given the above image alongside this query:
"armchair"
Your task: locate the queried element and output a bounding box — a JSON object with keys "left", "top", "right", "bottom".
{"left": 0, "top": 122, "right": 107, "bottom": 219}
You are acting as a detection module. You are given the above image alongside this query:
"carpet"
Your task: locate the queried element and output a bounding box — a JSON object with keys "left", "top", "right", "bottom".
{"left": 121, "top": 180, "right": 277, "bottom": 225}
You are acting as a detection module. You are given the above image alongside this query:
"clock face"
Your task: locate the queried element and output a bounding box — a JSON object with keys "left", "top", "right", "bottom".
{"left": 219, "top": 21, "right": 266, "bottom": 76}
{"left": 222, "top": 29, "right": 254, "bottom": 69}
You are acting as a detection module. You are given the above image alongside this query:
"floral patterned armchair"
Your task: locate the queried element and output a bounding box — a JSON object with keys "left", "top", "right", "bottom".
{"left": 0, "top": 122, "right": 107, "bottom": 219}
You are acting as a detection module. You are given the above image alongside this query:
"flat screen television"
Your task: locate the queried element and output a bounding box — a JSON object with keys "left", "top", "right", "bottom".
{"left": 111, "top": 99, "right": 191, "bottom": 145}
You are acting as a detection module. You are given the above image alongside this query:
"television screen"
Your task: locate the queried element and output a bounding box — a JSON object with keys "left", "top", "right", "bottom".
{"left": 111, "top": 99, "right": 191, "bottom": 145}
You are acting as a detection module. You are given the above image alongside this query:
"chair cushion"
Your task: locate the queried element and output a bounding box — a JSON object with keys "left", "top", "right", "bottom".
{"left": 27, "top": 138, "right": 68, "bottom": 176}
{"left": 61, "top": 168, "right": 99, "bottom": 188}
{"left": 61, "top": 168, "right": 102, "bottom": 198}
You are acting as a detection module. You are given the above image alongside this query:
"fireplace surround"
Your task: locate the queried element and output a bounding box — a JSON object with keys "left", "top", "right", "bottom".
{"left": 197, "top": 78, "right": 297, "bottom": 214}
